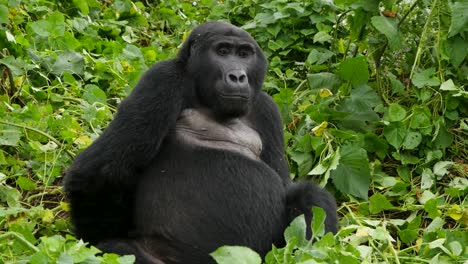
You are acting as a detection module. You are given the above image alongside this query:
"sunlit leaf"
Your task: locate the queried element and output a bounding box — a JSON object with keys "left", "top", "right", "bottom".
{"left": 211, "top": 246, "right": 262, "bottom": 264}
{"left": 331, "top": 144, "right": 371, "bottom": 200}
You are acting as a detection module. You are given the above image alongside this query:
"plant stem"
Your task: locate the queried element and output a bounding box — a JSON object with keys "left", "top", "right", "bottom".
{"left": 0, "top": 120, "right": 75, "bottom": 158}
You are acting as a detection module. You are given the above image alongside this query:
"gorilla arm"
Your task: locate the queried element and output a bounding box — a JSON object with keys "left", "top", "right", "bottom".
{"left": 65, "top": 60, "right": 186, "bottom": 191}
{"left": 248, "top": 91, "right": 290, "bottom": 186}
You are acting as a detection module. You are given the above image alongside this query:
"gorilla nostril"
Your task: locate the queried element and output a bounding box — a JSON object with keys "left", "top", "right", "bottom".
{"left": 239, "top": 75, "right": 246, "bottom": 83}
{"left": 229, "top": 74, "right": 238, "bottom": 83}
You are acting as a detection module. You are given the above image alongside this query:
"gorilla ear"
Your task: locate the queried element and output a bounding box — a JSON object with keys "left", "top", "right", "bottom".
{"left": 177, "top": 33, "right": 200, "bottom": 63}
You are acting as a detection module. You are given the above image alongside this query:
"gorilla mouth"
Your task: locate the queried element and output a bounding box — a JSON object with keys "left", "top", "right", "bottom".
{"left": 219, "top": 93, "right": 249, "bottom": 100}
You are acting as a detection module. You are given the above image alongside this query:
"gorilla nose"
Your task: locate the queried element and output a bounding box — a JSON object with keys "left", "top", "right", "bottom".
{"left": 226, "top": 70, "right": 248, "bottom": 87}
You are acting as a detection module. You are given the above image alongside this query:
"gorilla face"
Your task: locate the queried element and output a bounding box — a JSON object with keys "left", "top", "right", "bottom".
{"left": 181, "top": 22, "right": 267, "bottom": 117}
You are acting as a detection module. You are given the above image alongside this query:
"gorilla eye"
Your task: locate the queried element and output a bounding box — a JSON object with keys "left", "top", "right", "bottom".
{"left": 217, "top": 46, "right": 231, "bottom": 56}
{"left": 238, "top": 46, "right": 254, "bottom": 58}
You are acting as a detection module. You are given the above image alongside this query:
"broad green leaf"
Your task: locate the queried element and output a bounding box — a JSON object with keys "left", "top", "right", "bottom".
{"left": 371, "top": 16, "right": 403, "bottom": 50}
{"left": 83, "top": 84, "right": 107, "bottom": 105}
{"left": 397, "top": 166, "right": 411, "bottom": 182}
{"left": 336, "top": 85, "right": 381, "bottom": 132}
{"left": 383, "top": 122, "right": 406, "bottom": 149}
{"left": 307, "top": 72, "right": 342, "bottom": 91}
{"left": 448, "top": 1, "right": 468, "bottom": 37}
{"left": 289, "top": 151, "right": 313, "bottom": 177}
{"left": 0, "top": 56, "right": 31, "bottom": 75}
{"left": 306, "top": 48, "right": 334, "bottom": 65}
{"left": 398, "top": 216, "right": 421, "bottom": 244}
{"left": 388, "top": 72, "right": 405, "bottom": 95}
{"left": 273, "top": 88, "right": 294, "bottom": 124}
{"left": 424, "top": 198, "right": 441, "bottom": 219}
{"left": 72, "top": 0, "right": 89, "bottom": 15}
{"left": 29, "top": 11, "right": 65, "bottom": 38}
{"left": 388, "top": 103, "right": 407, "bottom": 122}
{"left": 331, "top": 144, "right": 371, "bottom": 200}
{"left": 337, "top": 56, "right": 369, "bottom": 86}
{"left": 363, "top": 133, "right": 389, "bottom": 159}
{"left": 409, "top": 106, "right": 432, "bottom": 135}
{"left": 50, "top": 51, "right": 85, "bottom": 75}
{"left": 313, "top": 31, "right": 332, "bottom": 44}
{"left": 440, "top": 79, "right": 458, "bottom": 91}
{"left": 402, "top": 131, "right": 422, "bottom": 150}
{"left": 421, "top": 168, "right": 435, "bottom": 190}
{"left": 211, "top": 246, "right": 262, "bottom": 264}
{"left": 312, "top": 206, "right": 326, "bottom": 237}
{"left": 392, "top": 152, "right": 419, "bottom": 165}
{"left": 446, "top": 36, "right": 468, "bottom": 68}
{"left": 426, "top": 217, "right": 445, "bottom": 233}
{"left": 433, "top": 161, "right": 454, "bottom": 177}
{"left": 0, "top": 5, "right": 8, "bottom": 24}
{"left": 369, "top": 193, "right": 393, "bottom": 214}
{"left": 0, "top": 129, "right": 21, "bottom": 146}
{"left": 284, "top": 214, "right": 307, "bottom": 246}
{"left": 16, "top": 177, "right": 37, "bottom": 191}
{"left": 412, "top": 68, "right": 440, "bottom": 88}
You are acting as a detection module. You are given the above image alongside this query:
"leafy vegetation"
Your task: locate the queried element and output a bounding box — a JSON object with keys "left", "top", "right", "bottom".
{"left": 0, "top": 0, "right": 466, "bottom": 263}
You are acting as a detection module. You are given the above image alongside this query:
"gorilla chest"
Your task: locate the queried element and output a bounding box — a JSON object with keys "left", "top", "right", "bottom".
{"left": 174, "top": 108, "right": 262, "bottom": 160}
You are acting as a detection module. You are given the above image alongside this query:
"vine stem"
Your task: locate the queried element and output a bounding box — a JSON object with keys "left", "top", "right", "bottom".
{"left": 0, "top": 120, "right": 75, "bottom": 158}
{"left": 410, "top": 0, "right": 439, "bottom": 80}
{"left": 0, "top": 232, "right": 39, "bottom": 252}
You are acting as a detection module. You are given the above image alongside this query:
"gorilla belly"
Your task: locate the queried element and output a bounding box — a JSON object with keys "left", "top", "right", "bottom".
{"left": 134, "top": 143, "right": 286, "bottom": 260}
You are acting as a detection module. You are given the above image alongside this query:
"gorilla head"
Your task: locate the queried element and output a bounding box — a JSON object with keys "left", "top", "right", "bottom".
{"left": 178, "top": 21, "right": 267, "bottom": 117}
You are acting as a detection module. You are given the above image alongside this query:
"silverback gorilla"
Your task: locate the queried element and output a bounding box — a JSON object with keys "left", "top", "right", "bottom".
{"left": 64, "top": 21, "right": 338, "bottom": 264}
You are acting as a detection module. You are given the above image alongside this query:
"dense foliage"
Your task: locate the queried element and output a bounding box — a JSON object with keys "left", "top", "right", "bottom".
{"left": 0, "top": 0, "right": 466, "bottom": 263}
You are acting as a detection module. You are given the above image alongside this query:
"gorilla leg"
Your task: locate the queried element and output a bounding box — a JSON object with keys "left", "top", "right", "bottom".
{"left": 286, "top": 182, "right": 338, "bottom": 238}
{"left": 97, "top": 240, "right": 166, "bottom": 264}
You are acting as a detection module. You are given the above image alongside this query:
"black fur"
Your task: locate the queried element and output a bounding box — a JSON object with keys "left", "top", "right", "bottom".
{"left": 64, "top": 21, "right": 338, "bottom": 264}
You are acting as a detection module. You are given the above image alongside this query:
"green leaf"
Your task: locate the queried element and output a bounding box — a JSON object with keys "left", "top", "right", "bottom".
{"left": 284, "top": 214, "right": 307, "bottom": 246}
{"left": 306, "top": 48, "right": 335, "bottom": 65}
{"left": 73, "top": 0, "right": 89, "bottom": 15}
{"left": 402, "top": 131, "right": 422, "bottom": 150}
{"left": 336, "top": 85, "right": 381, "bottom": 132}
{"left": 383, "top": 122, "right": 407, "bottom": 149}
{"left": 369, "top": 193, "right": 393, "bottom": 214}
{"left": 371, "top": 16, "right": 403, "bottom": 50}
{"left": 412, "top": 68, "right": 440, "bottom": 88}
{"left": 83, "top": 84, "right": 107, "bottom": 105}
{"left": 409, "top": 106, "right": 432, "bottom": 135}
{"left": 388, "top": 73, "right": 405, "bottom": 95}
{"left": 331, "top": 145, "right": 371, "bottom": 200}
{"left": 307, "top": 72, "right": 342, "bottom": 91}
{"left": 363, "top": 133, "right": 388, "bottom": 160}
{"left": 312, "top": 206, "right": 326, "bottom": 237}
{"left": 289, "top": 151, "right": 313, "bottom": 177}
{"left": 50, "top": 51, "right": 85, "bottom": 75}
{"left": 313, "top": 31, "right": 332, "bottom": 44}
{"left": 16, "top": 177, "right": 37, "bottom": 191}
{"left": 0, "top": 185, "right": 21, "bottom": 208}
{"left": 388, "top": 103, "right": 407, "bottom": 122}
{"left": 29, "top": 11, "right": 65, "bottom": 38}
{"left": 0, "top": 5, "right": 8, "bottom": 24}
{"left": 337, "top": 56, "right": 369, "bottom": 86}
{"left": 424, "top": 198, "right": 441, "bottom": 219}
{"left": 440, "top": 79, "right": 458, "bottom": 91}
{"left": 433, "top": 161, "right": 454, "bottom": 177}
{"left": 421, "top": 168, "right": 434, "bottom": 190}
{"left": 0, "top": 128, "right": 22, "bottom": 146}
{"left": 448, "top": 1, "right": 468, "bottom": 37}
{"left": 211, "top": 246, "right": 262, "bottom": 264}
{"left": 446, "top": 36, "right": 468, "bottom": 68}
